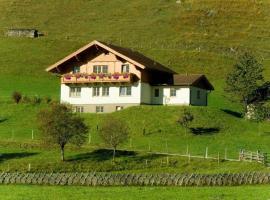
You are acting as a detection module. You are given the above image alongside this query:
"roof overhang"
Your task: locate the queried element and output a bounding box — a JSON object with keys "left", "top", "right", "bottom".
{"left": 46, "top": 40, "right": 146, "bottom": 72}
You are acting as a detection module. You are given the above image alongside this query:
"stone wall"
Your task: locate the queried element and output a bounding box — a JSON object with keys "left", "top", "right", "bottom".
{"left": 0, "top": 172, "right": 269, "bottom": 186}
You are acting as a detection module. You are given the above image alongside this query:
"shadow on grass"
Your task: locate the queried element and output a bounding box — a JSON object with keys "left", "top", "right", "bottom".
{"left": 68, "top": 149, "right": 137, "bottom": 162}
{"left": 132, "top": 153, "right": 165, "bottom": 161}
{"left": 221, "top": 109, "right": 242, "bottom": 118}
{"left": 0, "top": 152, "right": 38, "bottom": 162}
{"left": 190, "top": 127, "right": 220, "bottom": 135}
{"left": 0, "top": 118, "right": 7, "bottom": 123}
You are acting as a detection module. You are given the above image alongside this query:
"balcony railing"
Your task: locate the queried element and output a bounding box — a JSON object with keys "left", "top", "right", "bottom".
{"left": 61, "top": 73, "right": 137, "bottom": 84}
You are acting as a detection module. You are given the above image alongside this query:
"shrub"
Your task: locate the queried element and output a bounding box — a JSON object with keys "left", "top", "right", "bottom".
{"left": 12, "top": 91, "right": 22, "bottom": 104}
{"left": 32, "top": 96, "right": 42, "bottom": 105}
{"left": 21, "top": 95, "right": 31, "bottom": 104}
{"left": 44, "top": 96, "right": 52, "bottom": 104}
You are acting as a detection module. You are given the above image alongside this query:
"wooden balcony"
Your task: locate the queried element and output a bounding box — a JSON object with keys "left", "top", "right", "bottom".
{"left": 61, "top": 73, "right": 137, "bottom": 84}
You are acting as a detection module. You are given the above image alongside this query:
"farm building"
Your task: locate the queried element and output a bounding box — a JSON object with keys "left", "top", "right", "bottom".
{"left": 46, "top": 40, "right": 214, "bottom": 113}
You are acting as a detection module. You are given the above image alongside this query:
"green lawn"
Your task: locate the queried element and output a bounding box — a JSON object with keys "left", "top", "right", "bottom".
{"left": 0, "top": 0, "right": 270, "bottom": 175}
{"left": 0, "top": 185, "right": 269, "bottom": 200}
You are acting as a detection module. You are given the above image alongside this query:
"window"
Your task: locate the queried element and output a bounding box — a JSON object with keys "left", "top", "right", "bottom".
{"left": 154, "top": 89, "right": 159, "bottom": 97}
{"left": 93, "top": 87, "right": 109, "bottom": 97}
{"left": 102, "top": 87, "right": 109, "bottom": 96}
{"left": 69, "top": 87, "right": 81, "bottom": 98}
{"left": 119, "top": 86, "right": 132, "bottom": 96}
{"left": 121, "top": 64, "right": 130, "bottom": 73}
{"left": 73, "top": 66, "right": 80, "bottom": 73}
{"left": 75, "top": 106, "right": 84, "bottom": 113}
{"left": 170, "top": 88, "right": 177, "bottom": 97}
{"left": 93, "top": 87, "right": 100, "bottom": 97}
{"left": 116, "top": 106, "right": 124, "bottom": 111}
{"left": 96, "top": 106, "right": 104, "bottom": 113}
{"left": 197, "top": 90, "right": 201, "bottom": 99}
{"left": 93, "top": 65, "right": 108, "bottom": 73}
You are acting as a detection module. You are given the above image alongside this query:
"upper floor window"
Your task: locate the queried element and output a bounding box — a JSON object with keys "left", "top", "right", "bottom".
{"left": 93, "top": 65, "right": 108, "bottom": 74}
{"left": 170, "top": 88, "right": 177, "bottom": 97}
{"left": 121, "top": 64, "right": 130, "bottom": 73}
{"left": 73, "top": 66, "right": 80, "bottom": 73}
{"left": 119, "top": 86, "right": 132, "bottom": 96}
{"left": 197, "top": 90, "right": 201, "bottom": 99}
{"left": 70, "top": 87, "right": 81, "bottom": 98}
{"left": 154, "top": 89, "right": 159, "bottom": 97}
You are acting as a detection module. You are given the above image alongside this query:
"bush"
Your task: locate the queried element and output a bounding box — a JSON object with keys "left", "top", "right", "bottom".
{"left": 12, "top": 91, "right": 22, "bottom": 104}
{"left": 44, "top": 96, "right": 52, "bottom": 104}
{"left": 32, "top": 96, "right": 42, "bottom": 105}
{"left": 21, "top": 95, "right": 31, "bottom": 104}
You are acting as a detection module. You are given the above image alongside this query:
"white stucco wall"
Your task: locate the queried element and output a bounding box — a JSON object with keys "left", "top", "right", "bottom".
{"left": 61, "top": 82, "right": 141, "bottom": 105}
{"left": 190, "top": 86, "right": 208, "bottom": 106}
{"left": 151, "top": 86, "right": 190, "bottom": 105}
{"left": 140, "top": 83, "right": 152, "bottom": 104}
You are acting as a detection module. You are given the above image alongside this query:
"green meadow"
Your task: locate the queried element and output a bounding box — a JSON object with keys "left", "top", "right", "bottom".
{"left": 0, "top": 185, "right": 269, "bottom": 200}
{"left": 0, "top": 0, "right": 269, "bottom": 176}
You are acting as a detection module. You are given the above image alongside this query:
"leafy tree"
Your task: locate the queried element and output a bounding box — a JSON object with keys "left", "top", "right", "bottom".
{"left": 225, "top": 52, "right": 264, "bottom": 116}
{"left": 178, "top": 109, "right": 194, "bottom": 136}
{"left": 37, "top": 103, "right": 88, "bottom": 161}
{"left": 12, "top": 91, "right": 22, "bottom": 104}
{"left": 251, "top": 103, "right": 267, "bottom": 136}
{"left": 99, "top": 116, "right": 129, "bottom": 161}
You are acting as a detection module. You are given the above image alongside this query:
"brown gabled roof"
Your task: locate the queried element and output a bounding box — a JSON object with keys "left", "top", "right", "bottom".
{"left": 46, "top": 40, "right": 175, "bottom": 74}
{"left": 173, "top": 74, "right": 214, "bottom": 90}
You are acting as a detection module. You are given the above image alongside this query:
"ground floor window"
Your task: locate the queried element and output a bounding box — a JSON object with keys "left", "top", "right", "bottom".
{"left": 74, "top": 106, "right": 84, "bottom": 113}
{"left": 197, "top": 90, "right": 201, "bottom": 99}
{"left": 93, "top": 86, "right": 109, "bottom": 97}
{"left": 93, "top": 87, "right": 100, "bottom": 96}
{"left": 116, "top": 106, "right": 124, "bottom": 111}
{"left": 170, "top": 88, "right": 177, "bottom": 97}
{"left": 119, "top": 86, "right": 132, "bottom": 96}
{"left": 70, "top": 87, "right": 81, "bottom": 98}
{"left": 154, "top": 88, "right": 159, "bottom": 97}
{"left": 96, "top": 106, "right": 104, "bottom": 113}
{"left": 102, "top": 86, "right": 109, "bottom": 96}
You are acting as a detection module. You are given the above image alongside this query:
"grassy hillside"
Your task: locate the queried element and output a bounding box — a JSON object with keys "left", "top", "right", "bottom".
{"left": 0, "top": 0, "right": 270, "bottom": 106}
{"left": 0, "top": 0, "right": 270, "bottom": 174}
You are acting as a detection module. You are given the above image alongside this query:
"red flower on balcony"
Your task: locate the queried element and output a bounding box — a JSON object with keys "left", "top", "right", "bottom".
{"left": 90, "top": 73, "right": 97, "bottom": 79}
{"left": 123, "top": 73, "right": 129, "bottom": 79}
{"left": 98, "top": 73, "right": 106, "bottom": 79}
{"left": 113, "top": 72, "right": 120, "bottom": 79}
{"left": 74, "top": 73, "right": 82, "bottom": 79}
{"left": 64, "top": 74, "right": 72, "bottom": 80}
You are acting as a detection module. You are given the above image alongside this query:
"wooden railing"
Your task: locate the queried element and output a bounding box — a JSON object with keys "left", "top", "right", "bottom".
{"left": 239, "top": 150, "right": 268, "bottom": 164}
{"left": 61, "top": 73, "right": 136, "bottom": 84}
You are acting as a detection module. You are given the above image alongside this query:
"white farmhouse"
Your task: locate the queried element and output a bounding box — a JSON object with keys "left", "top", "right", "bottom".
{"left": 46, "top": 40, "right": 214, "bottom": 113}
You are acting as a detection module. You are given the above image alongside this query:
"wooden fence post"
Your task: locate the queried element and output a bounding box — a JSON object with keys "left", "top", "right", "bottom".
{"left": 129, "top": 138, "right": 132, "bottom": 148}
{"left": 186, "top": 145, "right": 189, "bottom": 156}
{"left": 205, "top": 147, "right": 208, "bottom": 159}
{"left": 188, "top": 154, "right": 191, "bottom": 163}
{"left": 31, "top": 129, "right": 34, "bottom": 140}
{"left": 88, "top": 133, "right": 91, "bottom": 144}
{"left": 224, "top": 148, "right": 227, "bottom": 160}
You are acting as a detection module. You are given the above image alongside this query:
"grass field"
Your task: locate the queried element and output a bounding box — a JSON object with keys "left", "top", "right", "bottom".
{"left": 0, "top": 185, "right": 269, "bottom": 200}
{"left": 0, "top": 0, "right": 270, "bottom": 175}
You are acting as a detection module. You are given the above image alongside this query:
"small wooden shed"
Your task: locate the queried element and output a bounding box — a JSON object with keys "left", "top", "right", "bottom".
{"left": 6, "top": 29, "right": 38, "bottom": 38}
